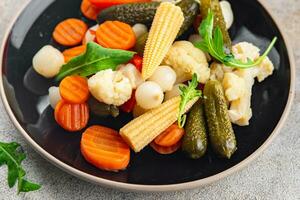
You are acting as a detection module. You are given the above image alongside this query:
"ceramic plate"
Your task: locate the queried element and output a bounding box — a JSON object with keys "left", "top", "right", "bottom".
{"left": 0, "top": 0, "right": 295, "bottom": 192}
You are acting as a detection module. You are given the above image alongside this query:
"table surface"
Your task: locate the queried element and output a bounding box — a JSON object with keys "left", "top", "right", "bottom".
{"left": 0, "top": 0, "right": 299, "bottom": 199}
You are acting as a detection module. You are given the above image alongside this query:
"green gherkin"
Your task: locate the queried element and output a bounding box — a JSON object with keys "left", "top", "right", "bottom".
{"left": 97, "top": 0, "right": 199, "bottom": 37}
{"left": 204, "top": 80, "right": 237, "bottom": 159}
{"left": 134, "top": 32, "right": 148, "bottom": 56}
{"left": 182, "top": 100, "right": 208, "bottom": 159}
{"left": 200, "top": 0, "right": 232, "bottom": 48}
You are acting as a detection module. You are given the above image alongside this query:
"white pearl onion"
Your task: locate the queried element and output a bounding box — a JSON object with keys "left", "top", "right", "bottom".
{"left": 32, "top": 45, "right": 64, "bottom": 78}
{"left": 135, "top": 81, "right": 164, "bottom": 110}
{"left": 148, "top": 66, "right": 176, "bottom": 92}
{"left": 48, "top": 86, "right": 61, "bottom": 109}
{"left": 220, "top": 1, "right": 234, "bottom": 30}
{"left": 132, "top": 24, "right": 148, "bottom": 38}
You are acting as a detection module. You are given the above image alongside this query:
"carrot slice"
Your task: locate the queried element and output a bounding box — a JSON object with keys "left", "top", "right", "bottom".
{"left": 150, "top": 141, "right": 182, "bottom": 155}
{"left": 53, "top": 18, "right": 88, "bottom": 46}
{"left": 59, "top": 75, "right": 89, "bottom": 104}
{"left": 55, "top": 100, "right": 89, "bottom": 132}
{"left": 81, "top": 0, "right": 102, "bottom": 20}
{"left": 63, "top": 45, "right": 87, "bottom": 62}
{"left": 96, "top": 21, "right": 136, "bottom": 50}
{"left": 81, "top": 125, "right": 130, "bottom": 171}
{"left": 154, "top": 124, "right": 185, "bottom": 147}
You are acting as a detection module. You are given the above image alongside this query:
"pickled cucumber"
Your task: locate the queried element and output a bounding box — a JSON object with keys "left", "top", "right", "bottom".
{"left": 97, "top": 0, "right": 199, "bottom": 37}
{"left": 200, "top": 0, "right": 232, "bottom": 48}
{"left": 88, "top": 97, "right": 119, "bottom": 118}
{"left": 134, "top": 32, "right": 148, "bottom": 56}
{"left": 182, "top": 100, "right": 208, "bottom": 159}
{"left": 203, "top": 80, "right": 236, "bottom": 158}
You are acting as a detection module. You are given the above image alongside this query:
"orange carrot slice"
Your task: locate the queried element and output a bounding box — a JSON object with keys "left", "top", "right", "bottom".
{"left": 55, "top": 100, "right": 89, "bottom": 132}
{"left": 81, "top": 0, "right": 102, "bottom": 21}
{"left": 154, "top": 124, "right": 185, "bottom": 147}
{"left": 81, "top": 125, "right": 130, "bottom": 171}
{"left": 63, "top": 45, "right": 87, "bottom": 62}
{"left": 150, "top": 141, "right": 182, "bottom": 155}
{"left": 53, "top": 18, "right": 88, "bottom": 46}
{"left": 96, "top": 21, "right": 136, "bottom": 50}
{"left": 59, "top": 75, "right": 89, "bottom": 104}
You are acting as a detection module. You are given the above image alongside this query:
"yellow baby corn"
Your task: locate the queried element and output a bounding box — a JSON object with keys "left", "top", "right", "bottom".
{"left": 142, "top": 2, "right": 184, "bottom": 80}
{"left": 120, "top": 96, "right": 199, "bottom": 152}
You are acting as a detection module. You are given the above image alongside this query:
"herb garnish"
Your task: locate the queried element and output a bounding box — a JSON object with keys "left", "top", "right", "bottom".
{"left": 0, "top": 142, "right": 41, "bottom": 194}
{"left": 178, "top": 74, "right": 202, "bottom": 128}
{"left": 55, "top": 42, "right": 135, "bottom": 81}
{"left": 194, "top": 10, "right": 277, "bottom": 68}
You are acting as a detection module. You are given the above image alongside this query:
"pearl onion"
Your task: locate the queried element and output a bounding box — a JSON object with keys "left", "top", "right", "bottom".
{"left": 48, "top": 86, "right": 61, "bottom": 109}
{"left": 135, "top": 81, "right": 164, "bottom": 109}
{"left": 33, "top": 45, "right": 64, "bottom": 78}
{"left": 220, "top": 1, "right": 234, "bottom": 29}
{"left": 148, "top": 66, "right": 176, "bottom": 92}
{"left": 132, "top": 24, "right": 148, "bottom": 38}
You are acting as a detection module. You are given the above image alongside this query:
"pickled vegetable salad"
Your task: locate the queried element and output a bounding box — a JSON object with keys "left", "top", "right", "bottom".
{"left": 31, "top": 0, "right": 277, "bottom": 172}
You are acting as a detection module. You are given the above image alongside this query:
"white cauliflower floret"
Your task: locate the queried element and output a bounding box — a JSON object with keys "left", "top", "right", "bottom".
{"left": 163, "top": 41, "right": 210, "bottom": 84}
{"left": 117, "top": 63, "right": 143, "bottom": 89}
{"left": 224, "top": 42, "right": 275, "bottom": 126}
{"left": 227, "top": 69, "right": 255, "bottom": 126}
{"left": 210, "top": 62, "right": 233, "bottom": 81}
{"left": 222, "top": 72, "right": 246, "bottom": 101}
{"left": 232, "top": 42, "right": 260, "bottom": 62}
{"left": 256, "top": 56, "right": 274, "bottom": 82}
{"left": 88, "top": 69, "right": 132, "bottom": 106}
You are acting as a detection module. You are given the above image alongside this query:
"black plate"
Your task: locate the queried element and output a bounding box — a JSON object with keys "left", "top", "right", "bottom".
{"left": 0, "top": 0, "right": 293, "bottom": 187}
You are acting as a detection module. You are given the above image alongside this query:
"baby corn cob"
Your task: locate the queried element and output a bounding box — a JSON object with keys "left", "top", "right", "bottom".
{"left": 120, "top": 96, "right": 199, "bottom": 152}
{"left": 142, "top": 2, "right": 184, "bottom": 80}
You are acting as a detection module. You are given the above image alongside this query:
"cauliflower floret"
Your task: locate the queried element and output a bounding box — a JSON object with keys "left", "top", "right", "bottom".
{"left": 88, "top": 69, "right": 132, "bottom": 106}
{"left": 256, "top": 56, "right": 274, "bottom": 82}
{"left": 227, "top": 69, "right": 255, "bottom": 126}
{"left": 205, "top": 42, "right": 274, "bottom": 126}
{"left": 222, "top": 72, "right": 246, "bottom": 101}
{"left": 163, "top": 41, "right": 210, "bottom": 84}
{"left": 210, "top": 62, "right": 233, "bottom": 81}
{"left": 117, "top": 63, "right": 144, "bottom": 89}
{"left": 232, "top": 42, "right": 260, "bottom": 62}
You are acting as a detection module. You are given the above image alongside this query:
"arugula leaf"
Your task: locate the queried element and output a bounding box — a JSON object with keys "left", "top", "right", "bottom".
{"left": 194, "top": 10, "right": 277, "bottom": 69}
{"left": 178, "top": 74, "right": 202, "bottom": 128}
{"left": 55, "top": 42, "right": 135, "bottom": 81}
{"left": 0, "top": 142, "right": 41, "bottom": 194}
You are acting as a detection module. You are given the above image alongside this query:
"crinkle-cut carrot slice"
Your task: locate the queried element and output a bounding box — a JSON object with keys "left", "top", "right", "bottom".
{"left": 81, "top": 125, "right": 130, "bottom": 171}
{"left": 63, "top": 45, "right": 86, "bottom": 62}
{"left": 81, "top": 0, "right": 102, "bottom": 20}
{"left": 55, "top": 100, "right": 89, "bottom": 132}
{"left": 150, "top": 141, "right": 182, "bottom": 155}
{"left": 154, "top": 124, "right": 185, "bottom": 147}
{"left": 96, "top": 21, "right": 136, "bottom": 50}
{"left": 59, "top": 75, "right": 89, "bottom": 104}
{"left": 53, "top": 18, "right": 88, "bottom": 46}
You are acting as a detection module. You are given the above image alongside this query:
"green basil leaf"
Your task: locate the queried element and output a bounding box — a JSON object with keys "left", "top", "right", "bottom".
{"left": 55, "top": 42, "right": 135, "bottom": 81}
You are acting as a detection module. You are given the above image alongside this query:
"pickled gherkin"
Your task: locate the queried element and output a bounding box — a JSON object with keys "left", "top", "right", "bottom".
{"left": 134, "top": 32, "right": 148, "bottom": 56}
{"left": 88, "top": 97, "right": 119, "bottom": 118}
{"left": 204, "top": 80, "right": 236, "bottom": 158}
{"left": 97, "top": 0, "right": 199, "bottom": 38}
{"left": 200, "top": 0, "right": 232, "bottom": 48}
{"left": 182, "top": 100, "right": 208, "bottom": 159}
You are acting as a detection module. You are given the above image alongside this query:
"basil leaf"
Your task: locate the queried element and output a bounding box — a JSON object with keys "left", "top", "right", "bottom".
{"left": 55, "top": 42, "right": 135, "bottom": 81}
{"left": 0, "top": 142, "right": 41, "bottom": 194}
